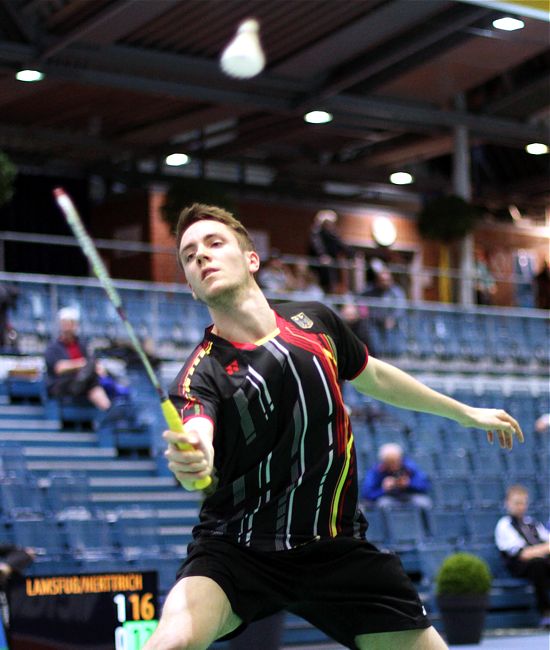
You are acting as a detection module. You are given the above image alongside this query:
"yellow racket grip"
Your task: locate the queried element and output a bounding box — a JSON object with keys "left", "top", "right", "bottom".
{"left": 161, "top": 399, "right": 212, "bottom": 490}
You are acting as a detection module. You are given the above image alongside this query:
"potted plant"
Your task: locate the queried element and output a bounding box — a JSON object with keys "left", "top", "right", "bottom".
{"left": 417, "top": 194, "right": 482, "bottom": 302}
{"left": 0, "top": 150, "right": 16, "bottom": 207}
{"left": 435, "top": 552, "right": 492, "bottom": 645}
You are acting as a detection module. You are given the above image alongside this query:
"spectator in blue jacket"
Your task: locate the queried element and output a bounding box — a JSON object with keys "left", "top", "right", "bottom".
{"left": 361, "top": 443, "right": 432, "bottom": 513}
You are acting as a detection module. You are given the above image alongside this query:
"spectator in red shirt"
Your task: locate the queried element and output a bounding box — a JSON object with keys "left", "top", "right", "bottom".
{"left": 44, "top": 307, "right": 111, "bottom": 411}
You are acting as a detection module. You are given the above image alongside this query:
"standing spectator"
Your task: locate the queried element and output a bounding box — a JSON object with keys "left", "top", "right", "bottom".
{"left": 533, "top": 259, "right": 550, "bottom": 310}
{"left": 44, "top": 307, "right": 111, "bottom": 411}
{"left": 474, "top": 246, "right": 496, "bottom": 305}
{"left": 308, "top": 209, "right": 352, "bottom": 294}
{"left": 495, "top": 484, "right": 550, "bottom": 628}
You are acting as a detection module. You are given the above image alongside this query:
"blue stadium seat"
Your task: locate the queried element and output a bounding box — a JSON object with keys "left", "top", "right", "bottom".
{"left": 407, "top": 429, "right": 444, "bottom": 455}
{"left": 471, "top": 477, "right": 506, "bottom": 509}
{"left": 0, "top": 479, "right": 45, "bottom": 518}
{"left": 0, "top": 444, "right": 28, "bottom": 480}
{"left": 470, "top": 449, "right": 508, "bottom": 477}
{"left": 439, "top": 448, "right": 471, "bottom": 478}
{"left": 411, "top": 450, "right": 439, "bottom": 477}
{"left": 63, "top": 517, "right": 119, "bottom": 561}
{"left": 383, "top": 505, "right": 426, "bottom": 550}
{"left": 45, "top": 472, "right": 93, "bottom": 517}
{"left": 427, "top": 509, "right": 468, "bottom": 545}
{"left": 417, "top": 542, "right": 453, "bottom": 585}
{"left": 506, "top": 451, "right": 537, "bottom": 477}
{"left": 466, "top": 510, "right": 501, "bottom": 544}
{"left": 11, "top": 517, "right": 67, "bottom": 559}
{"left": 432, "top": 477, "right": 473, "bottom": 509}
{"left": 114, "top": 512, "right": 165, "bottom": 561}
{"left": 362, "top": 508, "right": 388, "bottom": 547}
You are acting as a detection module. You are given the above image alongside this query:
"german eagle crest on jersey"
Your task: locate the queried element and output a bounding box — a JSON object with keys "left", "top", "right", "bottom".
{"left": 291, "top": 312, "right": 314, "bottom": 329}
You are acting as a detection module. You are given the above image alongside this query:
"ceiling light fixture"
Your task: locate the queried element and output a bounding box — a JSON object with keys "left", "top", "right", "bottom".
{"left": 304, "top": 111, "right": 333, "bottom": 124}
{"left": 492, "top": 16, "right": 524, "bottom": 31}
{"left": 525, "top": 143, "right": 548, "bottom": 155}
{"left": 165, "top": 153, "right": 190, "bottom": 166}
{"left": 15, "top": 69, "right": 45, "bottom": 82}
{"left": 220, "top": 18, "right": 265, "bottom": 79}
{"left": 389, "top": 172, "right": 413, "bottom": 185}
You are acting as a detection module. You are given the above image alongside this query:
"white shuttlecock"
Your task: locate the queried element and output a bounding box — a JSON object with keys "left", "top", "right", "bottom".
{"left": 220, "top": 18, "right": 265, "bottom": 79}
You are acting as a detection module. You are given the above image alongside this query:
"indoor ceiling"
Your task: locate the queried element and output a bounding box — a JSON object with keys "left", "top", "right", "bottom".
{"left": 0, "top": 0, "right": 548, "bottom": 220}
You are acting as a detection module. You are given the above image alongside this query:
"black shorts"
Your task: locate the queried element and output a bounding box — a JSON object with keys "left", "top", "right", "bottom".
{"left": 177, "top": 536, "right": 430, "bottom": 649}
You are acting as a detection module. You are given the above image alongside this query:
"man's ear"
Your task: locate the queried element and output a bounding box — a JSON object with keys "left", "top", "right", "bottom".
{"left": 248, "top": 250, "right": 260, "bottom": 274}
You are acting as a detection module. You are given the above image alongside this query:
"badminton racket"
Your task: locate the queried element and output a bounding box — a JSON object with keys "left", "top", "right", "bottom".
{"left": 53, "top": 187, "right": 211, "bottom": 490}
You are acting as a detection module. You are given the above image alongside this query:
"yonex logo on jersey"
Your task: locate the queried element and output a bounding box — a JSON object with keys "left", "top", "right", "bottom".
{"left": 225, "top": 360, "right": 239, "bottom": 375}
{"left": 291, "top": 312, "right": 314, "bottom": 329}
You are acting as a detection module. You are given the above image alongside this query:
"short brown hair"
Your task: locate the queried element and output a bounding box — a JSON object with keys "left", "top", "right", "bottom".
{"left": 175, "top": 203, "right": 255, "bottom": 265}
{"left": 506, "top": 484, "right": 528, "bottom": 499}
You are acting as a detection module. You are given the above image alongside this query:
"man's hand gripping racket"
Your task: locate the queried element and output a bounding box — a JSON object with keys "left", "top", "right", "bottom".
{"left": 53, "top": 188, "right": 211, "bottom": 491}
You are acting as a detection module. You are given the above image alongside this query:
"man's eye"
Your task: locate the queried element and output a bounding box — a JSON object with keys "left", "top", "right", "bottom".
{"left": 185, "top": 253, "right": 195, "bottom": 262}
{"left": 211, "top": 240, "right": 223, "bottom": 247}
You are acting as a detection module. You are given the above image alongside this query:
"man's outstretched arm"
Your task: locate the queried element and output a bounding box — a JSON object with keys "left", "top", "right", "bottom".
{"left": 351, "top": 357, "right": 524, "bottom": 449}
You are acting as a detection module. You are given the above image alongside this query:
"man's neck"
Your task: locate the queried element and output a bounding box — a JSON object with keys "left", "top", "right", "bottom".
{"left": 209, "top": 288, "right": 276, "bottom": 343}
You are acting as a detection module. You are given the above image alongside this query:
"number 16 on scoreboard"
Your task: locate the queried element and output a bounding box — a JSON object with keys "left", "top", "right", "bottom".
{"left": 113, "top": 593, "right": 158, "bottom": 650}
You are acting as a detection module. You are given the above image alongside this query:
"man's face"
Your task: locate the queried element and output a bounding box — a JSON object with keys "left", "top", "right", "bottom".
{"left": 506, "top": 492, "right": 528, "bottom": 518}
{"left": 382, "top": 452, "right": 402, "bottom": 473}
{"left": 59, "top": 318, "right": 78, "bottom": 339}
{"left": 179, "top": 220, "right": 259, "bottom": 306}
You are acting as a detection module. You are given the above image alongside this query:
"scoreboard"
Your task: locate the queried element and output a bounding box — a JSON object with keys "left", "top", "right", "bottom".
{"left": 7, "top": 570, "right": 158, "bottom": 650}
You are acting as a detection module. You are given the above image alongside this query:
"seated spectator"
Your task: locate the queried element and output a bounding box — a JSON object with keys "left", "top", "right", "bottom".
{"left": 495, "top": 484, "right": 550, "bottom": 628}
{"left": 0, "top": 544, "right": 34, "bottom": 589}
{"left": 45, "top": 307, "right": 112, "bottom": 411}
{"left": 474, "top": 246, "right": 497, "bottom": 305}
{"left": 0, "top": 282, "right": 18, "bottom": 350}
{"left": 288, "top": 261, "right": 325, "bottom": 300}
{"left": 257, "top": 253, "right": 292, "bottom": 294}
{"left": 0, "top": 544, "right": 35, "bottom": 634}
{"left": 339, "top": 300, "right": 376, "bottom": 356}
{"left": 535, "top": 413, "right": 550, "bottom": 433}
{"left": 361, "top": 443, "right": 432, "bottom": 516}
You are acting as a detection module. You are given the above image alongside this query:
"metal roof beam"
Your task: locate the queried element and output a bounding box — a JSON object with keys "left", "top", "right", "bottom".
{"left": 0, "top": 39, "right": 546, "bottom": 147}
{"left": 327, "top": 94, "right": 549, "bottom": 144}
{"left": 313, "top": 4, "right": 490, "bottom": 98}
{"left": 39, "top": 0, "right": 137, "bottom": 59}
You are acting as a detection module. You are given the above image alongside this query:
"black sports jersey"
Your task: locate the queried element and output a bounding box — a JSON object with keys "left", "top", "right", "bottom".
{"left": 169, "top": 301, "right": 369, "bottom": 551}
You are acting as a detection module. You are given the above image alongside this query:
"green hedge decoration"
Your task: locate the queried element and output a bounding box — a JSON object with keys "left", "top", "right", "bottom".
{"left": 161, "top": 177, "right": 237, "bottom": 234}
{"left": 436, "top": 552, "right": 492, "bottom": 595}
{"left": 417, "top": 195, "right": 481, "bottom": 242}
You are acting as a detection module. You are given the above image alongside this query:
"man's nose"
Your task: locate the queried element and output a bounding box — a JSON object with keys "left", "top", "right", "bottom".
{"left": 195, "top": 245, "right": 210, "bottom": 263}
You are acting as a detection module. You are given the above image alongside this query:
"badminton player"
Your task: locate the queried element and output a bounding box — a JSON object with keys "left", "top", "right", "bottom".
{"left": 144, "top": 204, "right": 524, "bottom": 650}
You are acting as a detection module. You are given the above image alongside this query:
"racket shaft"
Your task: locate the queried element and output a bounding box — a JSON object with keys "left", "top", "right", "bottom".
{"left": 54, "top": 188, "right": 211, "bottom": 491}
